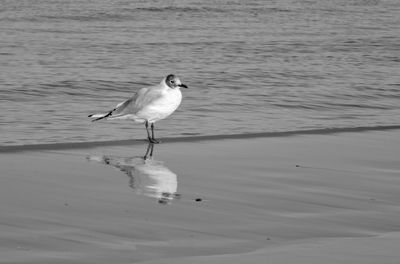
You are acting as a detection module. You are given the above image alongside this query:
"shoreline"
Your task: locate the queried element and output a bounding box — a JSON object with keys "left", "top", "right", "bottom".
{"left": 1, "top": 124, "right": 400, "bottom": 153}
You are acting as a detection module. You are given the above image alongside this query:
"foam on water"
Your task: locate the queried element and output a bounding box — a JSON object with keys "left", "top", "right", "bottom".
{"left": 1, "top": 0, "right": 399, "bottom": 146}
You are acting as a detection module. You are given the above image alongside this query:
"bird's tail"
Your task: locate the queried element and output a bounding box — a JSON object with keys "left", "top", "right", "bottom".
{"left": 88, "top": 109, "right": 115, "bottom": 122}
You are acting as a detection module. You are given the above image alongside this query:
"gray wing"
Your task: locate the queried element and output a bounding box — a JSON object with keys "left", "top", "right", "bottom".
{"left": 131, "top": 86, "right": 164, "bottom": 113}
{"left": 88, "top": 85, "right": 163, "bottom": 121}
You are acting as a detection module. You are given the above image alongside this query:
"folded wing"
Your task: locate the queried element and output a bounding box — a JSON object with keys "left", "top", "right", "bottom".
{"left": 88, "top": 85, "right": 164, "bottom": 122}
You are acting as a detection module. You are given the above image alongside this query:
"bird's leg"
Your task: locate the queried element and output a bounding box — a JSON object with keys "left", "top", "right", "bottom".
{"left": 150, "top": 123, "right": 160, "bottom": 144}
{"left": 145, "top": 121, "right": 152, "bottom": 143}
{"left": 145, "top": 121, "right": 159, "bottom": 144}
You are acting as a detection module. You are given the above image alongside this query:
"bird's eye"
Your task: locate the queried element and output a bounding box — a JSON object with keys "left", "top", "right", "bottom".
{"left": 171, "top": 80, "right": 175, "bottom": 83}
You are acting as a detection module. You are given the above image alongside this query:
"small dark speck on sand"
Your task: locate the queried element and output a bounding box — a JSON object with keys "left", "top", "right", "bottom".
{"left": 295, "top": 165, "right": 300, "bottom": 167}
{"left": 195, "top": 198, "right": 203, "bottom": 202}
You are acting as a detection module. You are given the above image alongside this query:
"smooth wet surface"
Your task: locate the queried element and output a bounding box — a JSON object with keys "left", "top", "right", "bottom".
{"left": 1, "top": 130, "right": 400, "bottom": 263}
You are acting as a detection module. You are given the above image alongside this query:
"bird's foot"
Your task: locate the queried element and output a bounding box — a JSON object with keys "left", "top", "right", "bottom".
{"left": 148, "top": 138, "right": 161, "bottom": 144}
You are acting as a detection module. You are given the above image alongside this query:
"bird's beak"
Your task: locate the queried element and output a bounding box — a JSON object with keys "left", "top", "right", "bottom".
{"left": 179, "top": 83, "right": 188, "bottom": 89}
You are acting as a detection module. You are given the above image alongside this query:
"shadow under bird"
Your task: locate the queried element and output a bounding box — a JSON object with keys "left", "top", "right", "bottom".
{"left": 88, "top": 74, "right": 188, "bottom": 143}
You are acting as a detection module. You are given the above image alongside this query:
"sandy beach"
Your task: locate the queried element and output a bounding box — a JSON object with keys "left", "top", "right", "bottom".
{"left": 1, "top": 129, "right": 400, "bottom": 264}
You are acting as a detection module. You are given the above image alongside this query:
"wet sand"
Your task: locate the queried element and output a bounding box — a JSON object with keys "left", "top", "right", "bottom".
{"left": 1, "top": 130, "right": 400, "bottom": 263}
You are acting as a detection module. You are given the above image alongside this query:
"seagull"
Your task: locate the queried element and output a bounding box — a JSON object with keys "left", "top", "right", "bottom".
{"left": 88, "top": 74, "right": 188, "bottom": 143}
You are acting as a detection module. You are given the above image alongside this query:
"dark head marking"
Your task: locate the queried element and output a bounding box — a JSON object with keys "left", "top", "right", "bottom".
{"left": 165, "top": 74, "right": 188, "bottom": 89}
{"left": 166, "top": 74, "right": 175, "bottom": 81}
{"left": 165, "top": 74, "right": 177, "bottom": 88}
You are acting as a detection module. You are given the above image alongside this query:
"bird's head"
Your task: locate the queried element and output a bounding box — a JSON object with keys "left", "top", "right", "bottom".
{"left": 165, "top": 74, "right": 188, "bottom": 89}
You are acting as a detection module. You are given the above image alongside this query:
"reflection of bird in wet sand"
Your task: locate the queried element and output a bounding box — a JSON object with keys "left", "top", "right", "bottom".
{"left": 87, "top": 143, "right": 180, "bottom": 204}
{"left": 88, "top": 74, "right": 188, "bottom": 143}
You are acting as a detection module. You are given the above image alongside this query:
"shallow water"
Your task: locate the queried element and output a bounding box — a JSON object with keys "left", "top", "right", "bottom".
{"left": 1, "top": 0, "right": 399, "bottom": 146}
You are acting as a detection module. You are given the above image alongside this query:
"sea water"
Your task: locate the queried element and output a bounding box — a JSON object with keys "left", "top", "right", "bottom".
{"left": 1, "top": 0, "right": 399, "bottom": 146}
